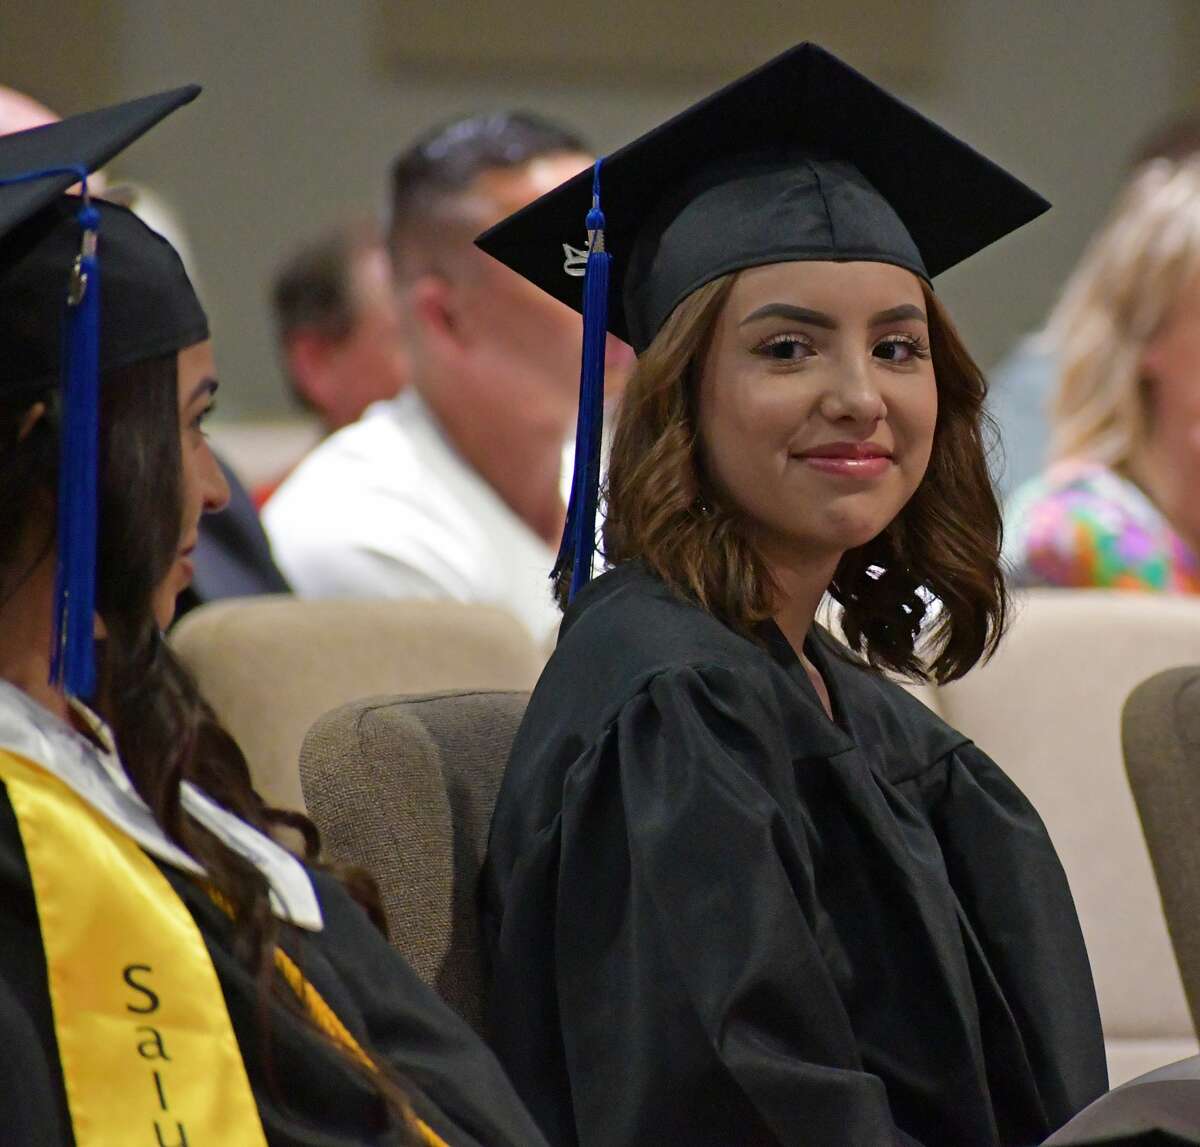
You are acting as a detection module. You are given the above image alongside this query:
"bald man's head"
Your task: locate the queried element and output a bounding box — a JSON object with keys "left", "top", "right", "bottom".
{"left": 0, "top": 85, "right": 58, "bottom": 135}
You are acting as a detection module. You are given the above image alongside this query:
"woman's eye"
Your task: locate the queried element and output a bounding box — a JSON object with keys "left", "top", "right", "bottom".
{"left": 873, "top": 335, "right": 929, "bottom": 364}
{"left": 191, "top": 402, "right": 215, "bottom": 435}
{"left": 756, "top": 334, "right": 813, "bottom": 361}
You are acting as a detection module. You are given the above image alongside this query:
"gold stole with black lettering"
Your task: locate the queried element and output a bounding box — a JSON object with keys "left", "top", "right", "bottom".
{"left": 0, "top": 746, "right": 269, "bottom": 1146}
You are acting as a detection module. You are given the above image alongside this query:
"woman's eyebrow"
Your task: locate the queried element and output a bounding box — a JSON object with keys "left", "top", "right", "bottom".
{"left": 869, "top": 304, "right": 927, "bottom": 326}
{"left": 188, "top": 376, "right": 219, "bottom": 404}
{"left": 738, "top": 303, "right": 836, "bottom": 329}
{"left": 737, "top": 302, "right": 928, "bottom": 329}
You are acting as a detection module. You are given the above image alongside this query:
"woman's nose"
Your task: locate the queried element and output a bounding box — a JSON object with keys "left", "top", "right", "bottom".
{"left": 818, "top": 357, "right": 887, "bottom": 425}
{"left": 202, "top": 448, "right": 232, "bottom": 514}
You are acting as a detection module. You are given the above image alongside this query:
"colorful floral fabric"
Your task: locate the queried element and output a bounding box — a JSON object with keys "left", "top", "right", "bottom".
{"left": 1004, "top": 460, "right": 1200, "bottom": 593}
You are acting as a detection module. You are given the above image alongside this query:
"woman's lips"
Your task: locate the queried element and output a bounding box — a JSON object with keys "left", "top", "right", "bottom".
{"left": 794, "top": 442, "right": 893, "bottom": 478}
{"left": 177, "top": 542, "right": 197, "bottom": 584}
{"left": 800, "top": 455, "right": 893, "bottom": 478}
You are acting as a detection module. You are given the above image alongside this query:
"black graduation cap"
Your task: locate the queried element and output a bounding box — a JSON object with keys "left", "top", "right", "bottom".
{"left": 0, "top": 86, "right": 200, "bottom": 243}
{"left": 0, "top": 86, "right": 205, "bottom": 388}
{"left": 0, "top": 194, "right": 209, "bottom": 390}
{"left": 477, "top": 41, "right": 1049, "bottom": 353}
{"left": 0, "top": 86, "right": 202, "bottom": 697}
{"left": 475, "top": 42, "right": 1050, "bottom": 603}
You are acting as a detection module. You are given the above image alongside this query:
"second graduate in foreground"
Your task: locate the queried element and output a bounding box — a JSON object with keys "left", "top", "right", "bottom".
{"left": 0, "top": 92, "right": 547, "bottom": 1147}
{"left": 479, "top": 43, "right": 1108, "bottom": 1147}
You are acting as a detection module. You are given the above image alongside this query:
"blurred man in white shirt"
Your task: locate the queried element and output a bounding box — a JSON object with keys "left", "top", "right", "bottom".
{"left": 265, "top": 112, "right": 633, "bottom": 645}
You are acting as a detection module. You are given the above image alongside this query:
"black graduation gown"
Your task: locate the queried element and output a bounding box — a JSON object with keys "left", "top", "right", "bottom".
{"left": 483, "top": 561, "right": 1108, "bottom": 1147}
{"left": 0, "top": 789, "right": 548, "bottom": 1147}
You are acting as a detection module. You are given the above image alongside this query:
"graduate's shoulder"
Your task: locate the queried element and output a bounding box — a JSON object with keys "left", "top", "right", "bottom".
{"left": 556, "top": 560, "right": 766, "bottom": 677}
{"left": 515, "top": 563, "right": 793, "bottom": 763}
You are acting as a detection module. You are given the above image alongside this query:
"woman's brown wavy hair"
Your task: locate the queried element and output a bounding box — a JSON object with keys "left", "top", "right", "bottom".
{"left": 597, "top": 271, "right": 1007, "bottom": 684}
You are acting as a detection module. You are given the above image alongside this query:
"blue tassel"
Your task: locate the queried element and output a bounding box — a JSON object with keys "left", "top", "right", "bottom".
{"left": 0, "top": 166, "right": 101, "bottom": 696}
{"left": 50, "top": 200, "right": 101, "bottom": 698}
{"left": 553, "top": 159, "right": 611, "bottom": 601}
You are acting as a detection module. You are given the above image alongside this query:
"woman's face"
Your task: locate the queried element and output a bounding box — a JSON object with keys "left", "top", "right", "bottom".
{"left": 151, "top": 340, "right": 230, "bottom": 628}
{"left": 1139, "top": 272, "right": 1200, "bottom": 545}
{"left": 696, "top": 260, "right": 937, "bottom": 571}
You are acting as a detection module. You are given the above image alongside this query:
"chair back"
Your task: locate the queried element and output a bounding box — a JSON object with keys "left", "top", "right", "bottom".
{"left": 299, "top": 689, "right": 528, "bottom": 1032}
{"left": 171, "top": 597, "right": 542, "bottom": 810}
{"left": 1123, "top": 666, "right": 1200, "bottom": 1039}
{"left": 935, "top": 590, "right": 1200, "bottom": 1082}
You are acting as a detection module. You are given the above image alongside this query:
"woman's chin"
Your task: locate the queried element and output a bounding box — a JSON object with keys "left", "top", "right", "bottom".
{"left": 806, "top": 513, "right": 893, "bottom": 556}
{"left": 151, "top": 579, "right": 185, "bottom": 630}
{"left": 764, "top": 492, "right": 907, "bottom": 560}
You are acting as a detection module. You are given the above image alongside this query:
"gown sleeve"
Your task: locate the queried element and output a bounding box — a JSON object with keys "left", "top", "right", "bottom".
{"left": 547, "top": 663, "right": 920, "bottom": 1147}
{"left": 0, "top": 962, "right": 69, "bottom": 1145}
{"left": 0, "top": 788, "right": 72, "bottom": 1144}
{"left": 310, "top": 871, "right": 552, "bottom": 1147}
{"left": 906, "top": 744, "right": 1108, "bottom": 1126}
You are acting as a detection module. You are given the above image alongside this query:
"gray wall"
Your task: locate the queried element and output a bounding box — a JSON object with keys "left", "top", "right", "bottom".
{"left": 2, "top": 1, "right": 1197, "bottom": 419}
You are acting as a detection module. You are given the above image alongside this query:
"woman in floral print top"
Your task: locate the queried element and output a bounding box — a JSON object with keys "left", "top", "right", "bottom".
{"left": 1004, "top": 156, "right": 1200, "bottom": 593}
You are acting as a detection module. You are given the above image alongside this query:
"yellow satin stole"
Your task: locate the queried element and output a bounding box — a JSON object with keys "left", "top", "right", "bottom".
{"left": 0, "top": 745, "right": 453, "bottom": 1147}
{"left": 0, "top": 745, "right": 268, "bottom": 1145}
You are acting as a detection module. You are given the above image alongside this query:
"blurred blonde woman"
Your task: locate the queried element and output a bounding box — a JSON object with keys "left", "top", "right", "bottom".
{"left": 1006, "top": 156, "right": 1200, "bottom": 591}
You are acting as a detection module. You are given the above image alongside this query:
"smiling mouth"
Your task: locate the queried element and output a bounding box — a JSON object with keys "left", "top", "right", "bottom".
{"left": 792, "top": 445, "right": 894, "bottom": 478}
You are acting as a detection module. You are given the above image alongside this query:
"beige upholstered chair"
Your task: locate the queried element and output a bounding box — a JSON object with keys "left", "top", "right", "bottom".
{"left": 1123, "top": 667, "right": 1200, "bottom": 1043}
{"left": 299, "top": 689, "right": 528, "bottom": 1032}
{"left": 171, "top": 598, "right": 542, "bottom": 812}
{"left": 932, "top": 590, "right": 1200, "bottom": 1083}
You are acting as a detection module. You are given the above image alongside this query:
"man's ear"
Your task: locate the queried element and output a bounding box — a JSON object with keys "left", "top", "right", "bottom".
{"left": 285, "top": 330, "right": 337, "bottom": 410}
{"left": 409, "top": 274, "right": 460, "bottom": 350}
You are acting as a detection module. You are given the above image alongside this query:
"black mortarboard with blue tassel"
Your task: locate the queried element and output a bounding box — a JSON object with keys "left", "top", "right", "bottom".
{"left": 0, "top": 86, "right": 205, "bottom": 698}
{"left": 476, "top": 42, "right": 1050, "bottom": 601}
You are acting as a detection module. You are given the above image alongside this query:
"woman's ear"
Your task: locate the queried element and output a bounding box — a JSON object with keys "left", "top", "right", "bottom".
{"left": 17, "top": 402, "right": 47, "bottom": 442}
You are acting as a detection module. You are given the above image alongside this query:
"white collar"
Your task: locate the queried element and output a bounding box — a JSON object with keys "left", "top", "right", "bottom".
{"left": 0, "top": 682, "right": 322, "bottom": 931}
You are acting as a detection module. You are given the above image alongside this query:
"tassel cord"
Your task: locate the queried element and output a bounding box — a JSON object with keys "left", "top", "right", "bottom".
{"left": 49, "top": 200, "right": 101, "bottom": 698}
{"left": 0, "top": 165, "right": 102, "bottom": 696}
{"left": 553, "top": 159, "right": 612, "bottom": 602}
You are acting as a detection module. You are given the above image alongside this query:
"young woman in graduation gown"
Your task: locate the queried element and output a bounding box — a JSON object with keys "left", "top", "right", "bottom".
{"left": 0, "top": 91, "right": 548, "bottom": 1147}
{"left": 479, "top": 44, "right": 1110, "bottom": 1147}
